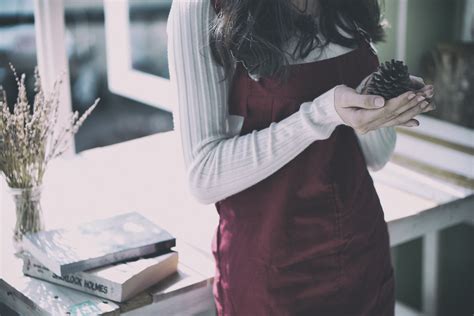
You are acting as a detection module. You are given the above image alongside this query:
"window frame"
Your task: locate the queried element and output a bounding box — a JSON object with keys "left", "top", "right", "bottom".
{"left": 33, "top": 0, "right": 75, "bottom": 157}
{"left": 103, "top": 0, "right": 173, "bottom": 112}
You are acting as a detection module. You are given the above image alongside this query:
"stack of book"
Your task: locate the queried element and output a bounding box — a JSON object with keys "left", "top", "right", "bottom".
{"left": 20, "top": 212, "right": 179, "bottom": 303}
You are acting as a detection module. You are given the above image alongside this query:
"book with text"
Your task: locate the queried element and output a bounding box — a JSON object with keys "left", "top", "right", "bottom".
{"left": 22, "top": 212, "right": 176, "bottom": 275}
{"left": 22, "top": 250, "right": 179, "bottom": 302}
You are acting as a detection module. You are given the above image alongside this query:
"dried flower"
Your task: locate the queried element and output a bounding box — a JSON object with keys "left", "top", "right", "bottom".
{"left": 0, "top": 64, "right": 99, "bottom": 189}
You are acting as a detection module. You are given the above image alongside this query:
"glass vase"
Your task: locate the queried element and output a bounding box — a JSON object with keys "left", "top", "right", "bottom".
{"left": 9, "top": 185, "right": 45, "bottom": 253}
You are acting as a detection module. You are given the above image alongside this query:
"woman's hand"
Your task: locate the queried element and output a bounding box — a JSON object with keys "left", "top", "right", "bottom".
{"left": 334, "top": 77, "right": 435, "bottom": 135}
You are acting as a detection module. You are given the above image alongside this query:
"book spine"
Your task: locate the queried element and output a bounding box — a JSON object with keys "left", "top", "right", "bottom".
{"left": 63, "top": 240, "right": 176, "bottom": 275}
{"left": 22, "top": 235, "right": 62, "bottom": 276}
{"left": 22, "top": 257, "right": 122, "bottom": 302}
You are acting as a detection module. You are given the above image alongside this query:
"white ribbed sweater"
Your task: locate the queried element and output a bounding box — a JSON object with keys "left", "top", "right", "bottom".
{"left": 167, "top": 0, "right": 396, "bottom": 205}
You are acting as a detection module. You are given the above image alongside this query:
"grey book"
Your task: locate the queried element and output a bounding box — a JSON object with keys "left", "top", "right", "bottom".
{"left": 22, "top": 212, "right": 176, "bottom": 276}
{"left": 23, "top": 250, "right": 179, "bottom": 302}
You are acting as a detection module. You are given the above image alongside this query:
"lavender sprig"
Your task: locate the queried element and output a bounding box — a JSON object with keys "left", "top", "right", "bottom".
{"left": 0, "top": 64, "right": 99, "bottom": 188}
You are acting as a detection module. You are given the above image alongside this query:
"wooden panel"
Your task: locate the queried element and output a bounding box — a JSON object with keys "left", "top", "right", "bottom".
{"left": 388, "top": 194, "right": 474, "bottom": 246}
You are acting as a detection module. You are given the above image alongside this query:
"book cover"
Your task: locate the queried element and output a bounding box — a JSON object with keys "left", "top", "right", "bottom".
{"left": 22, "top": 212, "right": 176, "bottom": 275}
{"left": 23, "top": 250, "right": 179, "bottom": 302}
{"left": 0, "top": 278, "right": 120, "bottom": 315}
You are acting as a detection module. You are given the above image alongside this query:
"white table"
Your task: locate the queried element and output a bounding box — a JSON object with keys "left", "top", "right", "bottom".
{"left": 1, "top": 130, "right": 473, "bottom": 315}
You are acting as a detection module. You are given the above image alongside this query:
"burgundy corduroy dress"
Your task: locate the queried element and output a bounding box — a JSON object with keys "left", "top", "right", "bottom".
{"left": 210, "top": 1, "right": 395, "bottom": 315}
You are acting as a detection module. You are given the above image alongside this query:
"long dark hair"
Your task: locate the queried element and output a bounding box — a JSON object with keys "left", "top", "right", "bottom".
{"left": 209, "top": 0, "right": 386, "bottom": 82}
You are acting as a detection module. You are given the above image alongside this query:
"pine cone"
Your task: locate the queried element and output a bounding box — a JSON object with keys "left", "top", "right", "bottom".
{"left": 366, "top": 59, "right": 414, "bottom": 100}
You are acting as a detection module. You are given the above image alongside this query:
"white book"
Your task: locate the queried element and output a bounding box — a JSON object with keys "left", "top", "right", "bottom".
{"left": 22, "top": 250, "right": 179, "bottom": 303}
{"left": 22, "top": 212, "right": 176, "bottom": 275}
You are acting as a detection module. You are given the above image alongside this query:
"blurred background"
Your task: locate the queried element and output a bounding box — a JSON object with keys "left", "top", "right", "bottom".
{"left": 0, "top": 0, "right": 173, "bottom": 153}
{"left": 0, "top": 0, "right": 472, "bottom": 150}
{"left": 0, "top": 0, "right": 473, "bottom": 315}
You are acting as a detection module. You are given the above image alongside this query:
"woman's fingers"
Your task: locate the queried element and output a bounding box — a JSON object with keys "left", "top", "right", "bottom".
{"left": 378, "top": 100, "right": 435, "bottom": 128}
{"left": 409, "top": 75, "right": 435, "bottom": 100}
{"left": 399, "top": 99, "right": 436, "bottom": 121}
{"left": 389, "top": 93, "right": 426, "bottom": 118}
{"left": 361, "top": 91, "right": 428, "bottom": 131}
{"left": 335, "top": 85, "right": 385, "bottom": 109}
{"left": 362, "top": 91, "right": 417, "bottom": 123}
{"left": 334, "top": 81, "right": 435, "bottom": 134}
{"left": 382, "top": 100, "right": 430, "bottom": 127}
{"left": 397, "top": 119, "right": 419, "bottom": 127}
{"left": 418, "top": 84, "right": 434, "bottom": 99}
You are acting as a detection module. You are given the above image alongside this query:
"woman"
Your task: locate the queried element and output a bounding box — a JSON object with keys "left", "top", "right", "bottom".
{"left": 167, "top": 0, "right": 435, "bottom": 315}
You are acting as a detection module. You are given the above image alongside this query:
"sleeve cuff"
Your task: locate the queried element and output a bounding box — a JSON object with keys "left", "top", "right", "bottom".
{"left": 311, "top": 85, "right": 346, "bottom": 127}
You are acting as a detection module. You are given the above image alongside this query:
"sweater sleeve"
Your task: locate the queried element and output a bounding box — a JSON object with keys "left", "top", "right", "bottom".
{"left": 167, "top": 0, "right": 346, "bottom": 205}
{"left": 355, "top": 127, "right": 397, "bottom": 172}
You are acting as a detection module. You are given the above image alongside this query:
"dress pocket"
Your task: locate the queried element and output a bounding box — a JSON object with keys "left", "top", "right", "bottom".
{"left": 268, "top": 183, "right": 343, "bottom": 289}
{"left": 287, "top": 182, "right": 343, "bottom": 258}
